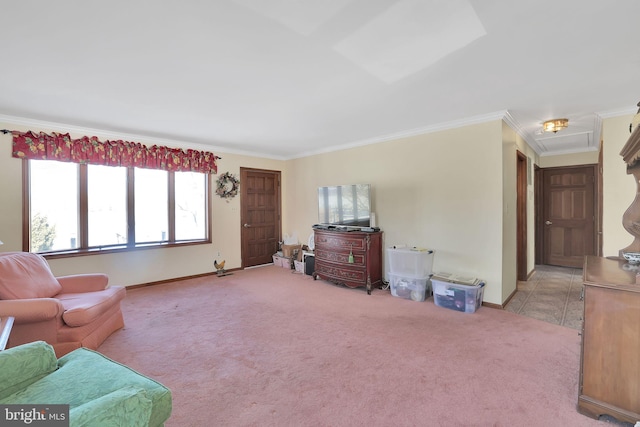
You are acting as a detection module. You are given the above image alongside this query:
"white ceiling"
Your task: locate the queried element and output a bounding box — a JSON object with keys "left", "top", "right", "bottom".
{"left": 1, "top": 0, "right": 639, "bottom": 160}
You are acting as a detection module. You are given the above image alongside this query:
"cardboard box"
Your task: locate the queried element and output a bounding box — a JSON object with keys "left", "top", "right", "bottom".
{"left": 282, "top": 244, "right": 302, "bottom": 259}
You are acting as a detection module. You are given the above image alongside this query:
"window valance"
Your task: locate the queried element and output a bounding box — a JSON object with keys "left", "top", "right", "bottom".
{"left": 7, "top": 130, "right": 219, "bottom": 174}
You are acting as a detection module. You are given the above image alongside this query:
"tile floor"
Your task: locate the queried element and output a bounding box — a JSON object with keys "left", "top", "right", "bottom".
{"left": 505, "top": 264, "right": 584, "bottom": 330}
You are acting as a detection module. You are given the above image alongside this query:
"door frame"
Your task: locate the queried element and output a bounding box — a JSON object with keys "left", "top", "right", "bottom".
{"left": 535, "top": 163, "right": 601, "bottom": 266}
{"left": 239, "top": 167, "right": 282, "bottom": 269}
{"left": 516, "top": 151, "right": 528, "bottom": 281}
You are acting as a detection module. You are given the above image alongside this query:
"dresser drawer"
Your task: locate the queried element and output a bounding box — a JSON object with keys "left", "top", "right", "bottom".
{"left": 315, "top": 248, "right": 365, "bottom": 266}
{"left": 315, "top": 263, "right": 367, "bottom": 284}
{"left": 314, "top": 232, "right": 367, "bottom": 251}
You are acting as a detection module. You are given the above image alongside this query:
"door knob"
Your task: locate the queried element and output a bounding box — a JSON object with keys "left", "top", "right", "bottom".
{"left": 243, "top": 223, "right": 251, "bottom": 228}
{"left": 545, "top": 220, "right": 553, "bottom": 225}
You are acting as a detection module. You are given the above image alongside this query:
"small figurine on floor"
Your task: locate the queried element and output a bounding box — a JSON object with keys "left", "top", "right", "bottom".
{"left": 214, "top": 259, "right": 232, "bottom": 277}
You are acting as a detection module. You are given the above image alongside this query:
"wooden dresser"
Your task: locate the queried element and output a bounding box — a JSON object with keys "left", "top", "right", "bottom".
{"left": 578, "top": 255, "right": 640, "bottom": 423}
{"left": 312, "top": 229, "right": 382, "bottom": 295}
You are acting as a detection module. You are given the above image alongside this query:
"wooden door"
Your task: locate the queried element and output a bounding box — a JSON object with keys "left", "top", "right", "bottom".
{"left": 516, "top": 151, "right": 527, "bottom": 280}
{"left": 542, "top": 166, "right": 596, "bottom": 268}
{"left": 240, "top": 168, "right": 281, "bottom": 268}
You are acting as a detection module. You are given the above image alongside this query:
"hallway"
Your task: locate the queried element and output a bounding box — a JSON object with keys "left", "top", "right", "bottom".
{"left": 505, "top": 264, "right": 583, "bottom": 330}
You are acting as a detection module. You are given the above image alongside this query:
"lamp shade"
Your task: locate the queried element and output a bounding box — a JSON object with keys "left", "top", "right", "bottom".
{"left": 543, "top": 118, "right": 569, "bottom": 133}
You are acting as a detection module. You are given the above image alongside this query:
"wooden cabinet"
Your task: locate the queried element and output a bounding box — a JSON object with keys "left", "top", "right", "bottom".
{"left": 578, "top": 256, "right": 640, "bottom": 423}
{"left": 313, "top": 229, "right": 382, "bottom": 294}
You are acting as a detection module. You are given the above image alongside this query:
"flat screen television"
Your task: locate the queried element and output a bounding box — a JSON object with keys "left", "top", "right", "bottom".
{"left": 318, "top": 184, "right": 371, "bottom": 227}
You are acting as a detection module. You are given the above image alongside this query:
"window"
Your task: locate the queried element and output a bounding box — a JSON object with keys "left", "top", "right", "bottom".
{"left": 175, "top": 171, "right": 207, "bottom": 241}
{"left": 29, "top": 160, "right": 79, "bottom": 252}
{"left": 25, "top": 160, "right": 210, "bottom": 255}
{"left": 134, "top": 168, "right": 168, "bottom": 244}
{"left": 88, "top": 164, "right": 128, "bottom": 247}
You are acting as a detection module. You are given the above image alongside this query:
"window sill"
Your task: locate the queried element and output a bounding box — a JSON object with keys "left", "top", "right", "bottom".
{"left": 40, "top": 239, "right": 211, "bottom": 260}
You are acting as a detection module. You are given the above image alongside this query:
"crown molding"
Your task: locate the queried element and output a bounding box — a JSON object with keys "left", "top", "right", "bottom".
{"left": 290, "top": 110, "right": 510, "bottom": 159}
{"left": 592, "top": 113, "right": 603, "bottom": 149}
{"left": 538, "top": 146, "right": 599, "bottom": 157}
{"left": 0, "top": 113, "right": 213, "bottom": 151}
{"left": 597, "top": 106, "right": 638, "bottom": 119}
{"left": 533, "top": 130, "right": 593, "bottom": 142}
{"left": 0, "top": 113, "right": 288, "bottom": 161}
{"left": 1, "top": 109, "right": 603, "bottom": 162}
{"left": 501, "top": 110, "right": 544, "bottom": 154}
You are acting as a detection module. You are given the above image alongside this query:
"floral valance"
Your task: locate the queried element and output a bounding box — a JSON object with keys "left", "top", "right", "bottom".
{"left": 8, "top": 130, "right": 219, "bottom": 174}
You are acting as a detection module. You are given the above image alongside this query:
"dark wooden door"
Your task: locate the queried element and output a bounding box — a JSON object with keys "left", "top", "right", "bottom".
{"left": 517, "top": 151, "right": 528, "bottom": 280}
{"left": 542, "top": 166, "right": 596, "bottom": 268}
{"left": 240, "top": 168, "right": 281, "bottom": 268}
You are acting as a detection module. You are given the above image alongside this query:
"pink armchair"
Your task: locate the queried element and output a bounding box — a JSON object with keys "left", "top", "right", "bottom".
{"left": 0, "top": 252, "right": 126, "bottom": 357}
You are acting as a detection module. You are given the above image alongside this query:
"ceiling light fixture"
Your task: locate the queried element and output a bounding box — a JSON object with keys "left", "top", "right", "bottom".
{"left": 542, "top": 118, "right": 569, "bottom": 133}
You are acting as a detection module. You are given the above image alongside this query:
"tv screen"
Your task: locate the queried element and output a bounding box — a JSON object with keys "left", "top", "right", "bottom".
{"left": 318, "top": 184, "right": 371, "bottom": 227}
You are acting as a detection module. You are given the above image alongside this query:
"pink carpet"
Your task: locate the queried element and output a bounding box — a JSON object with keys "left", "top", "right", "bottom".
{"left": 98, "top": 266, "right": 602, "bottom": 426}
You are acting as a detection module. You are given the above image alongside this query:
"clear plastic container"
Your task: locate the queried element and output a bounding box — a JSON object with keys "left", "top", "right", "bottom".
{"left": 387, "top": 247, "right": 434, "bottom": 278}
{"left": 389, "top": 273, "right": 431, "bottom": 302}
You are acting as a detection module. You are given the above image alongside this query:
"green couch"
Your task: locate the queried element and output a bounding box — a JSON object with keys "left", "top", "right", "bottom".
{"left": 0, "top": 341, "right": 172, "bottom": 426}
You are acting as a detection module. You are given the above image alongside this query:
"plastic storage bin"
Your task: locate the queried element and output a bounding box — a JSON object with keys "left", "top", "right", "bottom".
{"left": 389, "top": 273, "right": 431, "bottom": 302}
{"left": 431, "top": 273, "right": 485, "bottom": 313}
{"left": 387, "top": 247, "right": 434, "bottom": 278}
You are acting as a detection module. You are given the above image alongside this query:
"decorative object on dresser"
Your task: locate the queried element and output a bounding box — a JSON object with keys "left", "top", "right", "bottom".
{"left": 619, "top": 104, "right": 640, "bottom": 256}
{"left": 622, "top": 251, "right": 640, "bottom": 265}
{"left": 578, "top": 256, "right": 640, "bottom": 423}
{"left": 312, "top": 229, "right": 382, "bottom": 295}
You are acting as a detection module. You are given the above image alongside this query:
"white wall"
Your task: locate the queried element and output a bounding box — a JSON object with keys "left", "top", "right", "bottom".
{"left": 209, "top": 154, "right": 287, "bottom": 269}
{"left": 501, "top": 123, "right": 517, "bottom": 301}
{"left": 500, "top": 122, "right": 540, "bottom": 299}
{"left": 0, "top": 122, "right": 286, "bottom": 286}
{"left": 285, "top": 120, "right": 509, "bottom": 305}
{"left": 7, "top": 116, "right": 604, "bottom": 304}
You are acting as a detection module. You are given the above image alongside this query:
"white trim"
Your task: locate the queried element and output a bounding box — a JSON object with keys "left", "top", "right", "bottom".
{"left": 592, "top": 114, "right": 602, "bottom": 150}
{"left": 534, "top": 130, "right": 593, "bottom": 142}
{"left": 538, "top": 146, "right": 600, "bottom": 157}
{"left": 0, "top": 113, "right": 288, "bottom": 162}
{"left": 597, "top": 107, "right": 638, "bottom": 119}
{"left": 502, "top": 111, "right": 543, "bottom": 154}
{"left": 290, "top": 110, "right": 509, "bottom": 159}
{"left": 0, "top": 110, "right": 609, "bottom": 161}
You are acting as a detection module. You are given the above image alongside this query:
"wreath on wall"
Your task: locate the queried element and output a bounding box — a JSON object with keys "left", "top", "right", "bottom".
{"left": 215, "top": 172, "right": 240, "bottom": 201}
